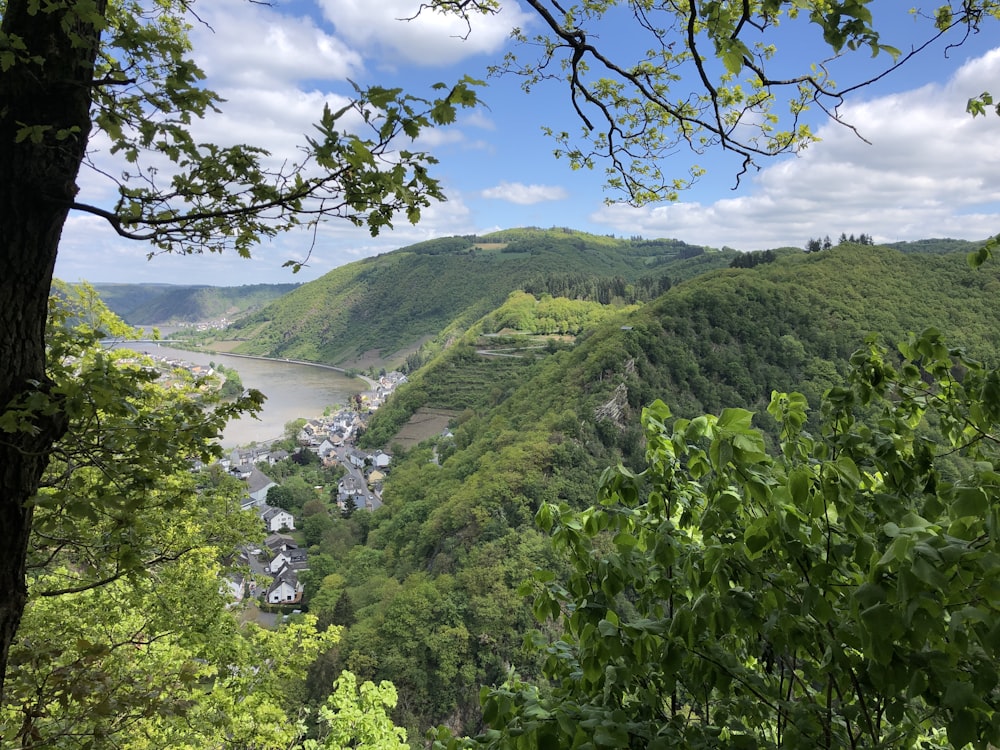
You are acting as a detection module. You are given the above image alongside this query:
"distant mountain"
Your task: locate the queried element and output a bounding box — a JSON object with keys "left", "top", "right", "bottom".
{"left": 206, "top": 228, "right": 730, "bottom": 368}
{"left": 87, "top": 283, "right": 299, "bottom": 324}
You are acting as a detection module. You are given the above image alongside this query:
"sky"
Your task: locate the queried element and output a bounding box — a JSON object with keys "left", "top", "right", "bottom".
{"left": 55, "top": 1, "right": 1000, "bottom": 286}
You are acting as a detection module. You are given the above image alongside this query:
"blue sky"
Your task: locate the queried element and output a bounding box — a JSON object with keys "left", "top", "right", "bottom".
{"left": 56, "top": 1, "right": 1000, "bottom": 285}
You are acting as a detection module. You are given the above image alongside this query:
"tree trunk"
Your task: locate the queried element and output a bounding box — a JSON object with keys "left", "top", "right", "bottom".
{"left": 0, "top": 0, "right": 105, "bottom": 701}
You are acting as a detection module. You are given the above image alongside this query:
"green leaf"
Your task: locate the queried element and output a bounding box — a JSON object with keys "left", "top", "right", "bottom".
{"left": 954, "top": 487, "right": 988, "bottom": 518}
{"left": 947, "top": 710, "right": 976, "bottom": 748}
{"left": 788, "top": 467, "right": 811, "bottom": 505}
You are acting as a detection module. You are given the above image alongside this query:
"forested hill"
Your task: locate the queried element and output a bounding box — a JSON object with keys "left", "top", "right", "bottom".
{"left": 305, "top": 240, "right": 1000, "bottom": 735}
{"left": 88, "top": 282, "right": 299, "bottom": 324}
{"left": 205, "top": 228, "right": 727, "bottom": 367}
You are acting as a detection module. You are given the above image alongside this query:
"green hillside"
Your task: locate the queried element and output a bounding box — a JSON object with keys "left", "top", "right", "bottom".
{"left": 300, "top": 241, "right": 1000, "bottom": 735}
{"left": 204, "top": 228, "right": 728, "bottom": 368}
{"left": 89, "top": 282, "right": 299, "bottom": 324}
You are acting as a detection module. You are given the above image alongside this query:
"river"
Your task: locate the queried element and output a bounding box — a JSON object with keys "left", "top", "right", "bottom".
{"left": 114, "top": 340, "right": 365, "bottom": 448}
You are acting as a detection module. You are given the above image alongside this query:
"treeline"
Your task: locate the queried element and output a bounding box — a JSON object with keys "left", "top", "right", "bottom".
{"left": 805, "top": 232, "right": 874, "bottom": 251}
{"left": 521, "top": 272, "right": 672, "bottom": 304}
{"left": 483, "top": 291, "right": 640, "bottom": 335}
{"left": 622, "top": 237, "right": 707, "bottom": 260}
{"left": 729, "top": 249, "right": 777, "bottom": 268}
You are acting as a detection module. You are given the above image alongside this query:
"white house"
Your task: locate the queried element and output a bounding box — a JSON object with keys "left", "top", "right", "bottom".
{"left": 372, "top": 450, "right": 392, "bottom": 470}
{"left": 266, "top": 570, "right": 303, "bottom": 605}
{"left": 259, "top": 504, "right": 295, "bottom": 533}
{"left": 316, "top": 439, "right": 335, "bottom": 458}
{"left": 268, "top": 549, "right": 308, "bottom": 575}
{"left": 346, "top": 447, "right": 368, "bottom": 469}
{"left": 221, "top": 573, "right": 246, "bottom": 606}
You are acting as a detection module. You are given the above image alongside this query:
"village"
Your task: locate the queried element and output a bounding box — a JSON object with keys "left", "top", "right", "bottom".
{"left": 204, "top": 369, "right": 410, "bottom": 619}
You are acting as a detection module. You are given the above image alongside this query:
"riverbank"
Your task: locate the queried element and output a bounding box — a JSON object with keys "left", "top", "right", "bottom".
{"left": 112, "top": 341, "right": 365, "bottom": 447}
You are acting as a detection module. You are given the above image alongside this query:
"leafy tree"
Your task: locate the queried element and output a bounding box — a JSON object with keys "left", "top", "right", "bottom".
{"left": 268, "top": 484, "right": 296, "bottom": 511}
{"left": 285, "top": 419, "right": 309, "bottom": 445}
{"left": 434, "top": 0, "right": 996, "bottom": 202}
{"left": 302, "top": 671, "right": 409, "bottom": 750}
{"left": 283, "top": 475, "right": 321, "bottom": 513}
{"left": 0, "top": 0, "right": 480, "bottom": 695}
{"left": 214, "top": 362, "right": 245, "bottom": 400}
{"left": 1, "top": 287, "right": 315, "bottom": 746}
{"left": 304, "top": 512, "right": 337, "bottom": 547}
{"left": 343, "top": 495, "right": 359, "bottom": 519}
{"left": 2, "top": 287, "right": 412, "bottom": 748}
{"left": 438, "top": 330, "right": 1000, "bottom": 749}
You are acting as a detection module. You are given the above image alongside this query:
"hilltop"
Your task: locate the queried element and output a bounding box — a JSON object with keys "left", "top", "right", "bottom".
{"left": 88, "top": 282, "right": 300, "bottom": 325}
{"left": 191, "top": 228, "right": 730, "bottom": 369}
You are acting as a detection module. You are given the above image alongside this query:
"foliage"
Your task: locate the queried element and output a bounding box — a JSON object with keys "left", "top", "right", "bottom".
{"left": 887, "top": 238, "right": 987, "bottom": 256}
{"left": 6, "top": 0, "right": 483, "bottom": 253}
{"left": 0, "top": 0, "right": 484, "bottom": 700}
{"left": 521, "top": 272, "right": 672, "bottom": 305}
{"left": 319, "top": 243, "right": 1000, "bottom": 734}
{"left": 1, "top": 287, "right": 321, "bottom": 747}
{"left": 19, "top": 285, "right": 265, "bottom": 592}
{"left": 302, "top": 671, "right": 409, "bottom": 750}
{"left": 213, "top": 362, "right": 244, "bottom": 400}
{"left": 439, "top": 329, "right": 1000, "bottom": 749}
{"left": 483, "top": 291, "right": 639, "bottom": 335}
{"left": 729, "top": 249, "right": 776, "bottom": 269}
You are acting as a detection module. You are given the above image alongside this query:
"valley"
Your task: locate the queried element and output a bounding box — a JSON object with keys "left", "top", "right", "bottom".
{"left": 41, "top": 228, "right": 1000, "bottom": 743}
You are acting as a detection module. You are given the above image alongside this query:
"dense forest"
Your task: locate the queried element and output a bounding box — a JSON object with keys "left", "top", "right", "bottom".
{"left": 268, "top": 238, "right": 1000, "bottom": 737}
{"left": 9, "top": 0, "right": 1000, "bottom": 744}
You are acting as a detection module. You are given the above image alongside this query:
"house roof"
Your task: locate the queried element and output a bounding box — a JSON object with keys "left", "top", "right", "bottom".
{"left": 246, "top": 467, "right": 277, "bottom": 495}
{"left": 260, "top": 505, "right": 293, "bottom": 522}
{"left": 264, "top": 533, "right": 297, "bottom": 552}
{"left": 339, "top": 475, "right": 366, "bottom": 493}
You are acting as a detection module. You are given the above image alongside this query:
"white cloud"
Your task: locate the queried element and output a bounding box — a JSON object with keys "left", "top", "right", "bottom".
{"left": 591, "top": 47, "right": 1000, "bottom": 249}
{"left": 462, "top": 110, "right": 497, "bottom": 131}
{"left": 316, "top": 0, "right": 530, "bottom": 66}
{"left": 189, "top": 0, "right": 363, "bottom": 89}
{"left": 482, "top": 181, "right": 569, "bottom": 204}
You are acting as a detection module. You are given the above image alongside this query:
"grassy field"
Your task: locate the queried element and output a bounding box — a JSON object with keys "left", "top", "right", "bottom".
{"left": 389, "top": 407, "right": 459, "bottom": 450}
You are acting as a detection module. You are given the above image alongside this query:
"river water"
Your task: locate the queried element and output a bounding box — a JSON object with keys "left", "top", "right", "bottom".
{"left": 115, "top": 341, "right": 364, "bottom": 448}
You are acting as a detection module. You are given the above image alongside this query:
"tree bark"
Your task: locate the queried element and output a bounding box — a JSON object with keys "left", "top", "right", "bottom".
{"left": 0, "top": 0, "right": 105, "bottom": 700}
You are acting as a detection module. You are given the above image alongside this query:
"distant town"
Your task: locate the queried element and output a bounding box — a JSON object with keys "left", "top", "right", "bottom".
{"left": 177, "top": 365, "right": 412, "bottom": 621}
{"left": 121, "top": 348, "right": 414, "bottom": 620}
